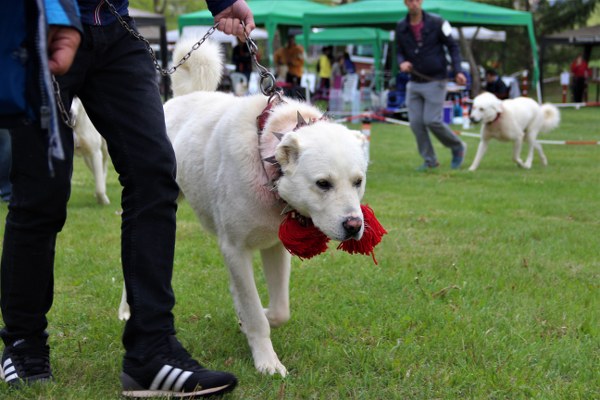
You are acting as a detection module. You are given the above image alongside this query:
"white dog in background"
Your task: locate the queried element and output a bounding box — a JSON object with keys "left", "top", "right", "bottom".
{"left": 468, "top": 92, "right": 560, "bottom": 171}
{"left": 118, "top": 39, "right": 368, "bottom": 377}
{"left": 70, "top": 97, "right": 110, "bottom": 205}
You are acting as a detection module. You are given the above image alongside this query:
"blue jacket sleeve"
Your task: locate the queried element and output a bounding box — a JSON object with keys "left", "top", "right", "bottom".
{"left": 45, "top": 0, "right": 82, "bottom": 32}
{"left": 206, "top": 0, "right": 238, "bottom": 16}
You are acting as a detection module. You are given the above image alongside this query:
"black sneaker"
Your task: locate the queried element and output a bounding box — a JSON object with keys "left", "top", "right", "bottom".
{"left": 451, "top": 142, "right": 467, "bottom": 169}
{"left": 1, "top": 338, "right": 53, "bottom": 385}
{"left": 121, "top": 336, "right": 237, "bottom": 398}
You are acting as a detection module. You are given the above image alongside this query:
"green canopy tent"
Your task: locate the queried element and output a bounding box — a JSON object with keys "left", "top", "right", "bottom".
{"left": 296, "top": 27, "right": 394, "bottom": 91}
{"left": 302, "top": 0, "right": 540, "bottom": 98}
{"left": 178, "top": 0, "right": 328, "bottom": 66}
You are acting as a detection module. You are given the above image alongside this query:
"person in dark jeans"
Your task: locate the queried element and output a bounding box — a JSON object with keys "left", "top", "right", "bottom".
{"left": 0, "top": 130, "right": 10, "bottom": 203}
{"left": 0, "top": 0, "right": 255, "bottom": 397}
{"left": 396, "top": 0, "right": 467, "bottom": 171}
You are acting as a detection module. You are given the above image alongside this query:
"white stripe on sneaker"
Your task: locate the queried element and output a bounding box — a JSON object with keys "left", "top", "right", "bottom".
{"left": 160, "top": 367, "right": 183, "bottom": 391}
{"left": 149, "top": 365, "right": 172, "bottom": 390}
{"left": 2, "top": 358, "right": 19, "bottom": 382}
{"left": 173, "top": 370, "right": 193, "bottom": 392}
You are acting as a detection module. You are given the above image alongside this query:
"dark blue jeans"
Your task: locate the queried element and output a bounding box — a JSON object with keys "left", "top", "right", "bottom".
{"left": 1, "top": 20, "right": 180, "bottom": 362}
{"left": 0, "top": 129, "right": 10, "bottom": 201}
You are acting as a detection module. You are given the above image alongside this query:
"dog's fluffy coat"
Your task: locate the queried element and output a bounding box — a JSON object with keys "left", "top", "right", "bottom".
{"left": 119, "top": 39, "right": 368, "bottom": 376}
{"left": 468, "top": 92, "right": 560, "bottom": 171}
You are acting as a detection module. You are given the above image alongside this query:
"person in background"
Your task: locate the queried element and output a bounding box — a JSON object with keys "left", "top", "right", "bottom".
{"left": 232, "top": 37, "right": 253, "bottom": 80}
{"left": 282, "top": 36, "right": 304, "bottom": 87}
{"left": 0, "top": 130, "right": 10, "bottom": 203}
{"left": 342, "top": 51, "right": 356, "bottom": 75}
{"left": 273, "top": 44, "right": 288, "bottom": 82}
{"left": 0, "top": 0, "right": 255, "bottom": 397}
{"left": 316, "top": 45, "right": 333, "bottom": 100}
{"left": 331, "top": 53, "right": 344, "bottom": 88}
{"left": 395, "top": 0, "right": 467, "bottom": 171}
{"left": 570, "top": 54, "right": 590, "bottom": 103}
{"left": 484, "top": 68, "right": 509, "bottom": 100}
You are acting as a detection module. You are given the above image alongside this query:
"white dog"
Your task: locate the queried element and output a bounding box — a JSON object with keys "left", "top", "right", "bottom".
{"left": 468, "top": 92, "right": 560, "bottom": 171}
{"left": 119, "top": 39, "right": 368, "bottom": 377}
{"left": 71, "top": 97, "right": 110, "bottom": 205}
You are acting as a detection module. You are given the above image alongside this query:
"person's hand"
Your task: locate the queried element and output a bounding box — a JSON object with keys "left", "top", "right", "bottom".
{"left": 455, "top": 72, "right": 467, "bottom": 86}
{"left": 400, "top": 61, "right": 412, "bottom": 73}
{"left": 214, "top": 0, "right": 255, "bottom": 42}
{"left": 47, "top": 26, "right": 81, "bottom": 75}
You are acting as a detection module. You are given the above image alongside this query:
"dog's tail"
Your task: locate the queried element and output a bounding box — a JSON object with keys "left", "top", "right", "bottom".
{"left": 540, "top": 103, "right": 560, "bottom": 133}
{"left": 170, "top": 38, "right": 223, "bottom": 97}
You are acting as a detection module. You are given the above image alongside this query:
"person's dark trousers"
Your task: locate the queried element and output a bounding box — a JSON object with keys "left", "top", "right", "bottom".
{"left": 0, "top": 129, "right": 11, "bottom": 201}
{"left": 572, "top": 77, "right": 586, "bottom": 103}
{"left": 0, "top": 19, "right": 180, "bottom": 364}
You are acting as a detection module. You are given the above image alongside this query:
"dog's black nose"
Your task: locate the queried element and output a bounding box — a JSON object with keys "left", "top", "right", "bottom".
{"left": 343, "top": 216, "right": 362, "bottom": 237}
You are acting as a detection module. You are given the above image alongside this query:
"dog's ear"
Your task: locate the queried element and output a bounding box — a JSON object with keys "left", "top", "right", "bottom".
{"left": 276, "top": 132, "right": 300, "bottom": 173}
{"left": 492, "top": 99, "right": 503, "bottom": 113}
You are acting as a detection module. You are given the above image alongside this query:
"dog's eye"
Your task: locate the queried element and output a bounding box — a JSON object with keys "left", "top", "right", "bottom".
{"left": 353, "top": 178, "right": 362, "bottom": 188}
{"left": 316, "top": 179, "right": 332, "bottom": 191}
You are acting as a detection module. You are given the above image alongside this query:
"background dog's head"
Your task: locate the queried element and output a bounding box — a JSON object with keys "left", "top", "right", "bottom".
{"left": 470, "top": 92, "right": 503, "bottom": 124}
{"left": 274, "top": 117, "right": 368, "bottom": 242}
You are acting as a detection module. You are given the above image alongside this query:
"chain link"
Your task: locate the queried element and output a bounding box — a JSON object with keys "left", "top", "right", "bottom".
{"left": 53, "top": 0, "right": 281, "bottom": 126}
{"left": 242, "top": 23, "right": 281, "bottom": 99}
{"left": 104, "top": 0, "right": 217, "bottom": 76}
{"left": 51, "top": 75, "right": 74, "bottom": 128}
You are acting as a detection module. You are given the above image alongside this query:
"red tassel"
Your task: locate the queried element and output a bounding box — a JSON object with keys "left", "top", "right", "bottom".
{"left": 279, "top": 212, "right": 329, "bottom": 259}
{"left": 337, "top": 204, "right": 387, "bottom": 264}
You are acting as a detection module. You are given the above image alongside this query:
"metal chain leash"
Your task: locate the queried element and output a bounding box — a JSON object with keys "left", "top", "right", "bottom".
{"left": 242, "top": 23, "right": 281, "bottom": 100}
{"left": 104, "top": 0, "right": 217, "bottom": 76}
{"left": 52, "top": 75, "right": 74, "bottom": 128}
{"left": 53, "top": 0, "right": 280, "bottom": 126}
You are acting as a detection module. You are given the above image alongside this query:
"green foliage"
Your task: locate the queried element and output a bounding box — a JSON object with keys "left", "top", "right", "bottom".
{"left": 1, "top": 106, "right": 599, "bottom": 399}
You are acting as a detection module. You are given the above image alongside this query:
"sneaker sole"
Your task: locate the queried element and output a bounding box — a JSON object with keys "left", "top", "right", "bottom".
{"left": 122, "top": 382, "right": 235, "bottom": 398}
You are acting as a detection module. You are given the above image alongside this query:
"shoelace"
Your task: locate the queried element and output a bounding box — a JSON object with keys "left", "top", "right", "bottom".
{"left": 11, "top": 344, "right": 51, "bottom": 377}
{"left": 159, "top": 338, "right": 203, "bottom": 371}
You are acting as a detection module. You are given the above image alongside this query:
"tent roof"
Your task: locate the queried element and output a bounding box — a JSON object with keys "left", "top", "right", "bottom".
{"left": 303, "top": 0, "right": 533, "bottom": 29}
{"left": 298, "top": 27, "right": 393, "bottom": 46}
{"left": 178, "top": 0, "right": 328, "bottom": 30}
{"left": 542, "top": 24, "right": 600, "bottom": 45}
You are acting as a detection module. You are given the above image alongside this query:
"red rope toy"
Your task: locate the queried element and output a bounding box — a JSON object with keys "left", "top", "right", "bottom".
{"left": 278, "top": 204, "right": 387, "bottom": 264}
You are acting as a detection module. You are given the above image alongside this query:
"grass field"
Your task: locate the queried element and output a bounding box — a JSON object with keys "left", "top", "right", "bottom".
{"left": 0, "top": 106, "right": 598, "bottom": 399}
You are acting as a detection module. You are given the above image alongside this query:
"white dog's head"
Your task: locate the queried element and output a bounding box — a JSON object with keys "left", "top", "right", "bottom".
{"left": 470, "top": 92, "right": 503, "bottom": 124}
{"left": 274, "top": 119, "right": 368, "bottom": 242}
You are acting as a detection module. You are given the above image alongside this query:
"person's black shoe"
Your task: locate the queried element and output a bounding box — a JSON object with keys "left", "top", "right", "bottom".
{"left": 121, "top": 336, "right": 237, "bottom": 398}
{"left": 1, "top": 338, "right": 53, "bottom": 386}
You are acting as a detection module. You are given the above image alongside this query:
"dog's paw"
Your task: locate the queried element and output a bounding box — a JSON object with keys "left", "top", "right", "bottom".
{"left": 255, "top": 357, "right": 288, "bottom": 377}
{"left": 118, "top": 304, "right": 131, "bottom": 321}
{"left": 467, "top": 165, "right": 477, "bottom": 172}
{"left": 96, "top": 193, "right": 110, "bottom": 205}
{"left": 251, "top": 340, "right": 288, "bottom": 377}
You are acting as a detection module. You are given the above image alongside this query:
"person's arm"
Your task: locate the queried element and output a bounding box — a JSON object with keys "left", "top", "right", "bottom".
{"left": 395, "top": 21, "right": 412, "bottom": 73}
{"left": 45, "top": 0, "right": 82, "bottom": 75}
{"left": 440, "top": 19, "right": 466, "bottom": 85}
{"left": 207, "top": 0, "right": 255, "bottom": 41}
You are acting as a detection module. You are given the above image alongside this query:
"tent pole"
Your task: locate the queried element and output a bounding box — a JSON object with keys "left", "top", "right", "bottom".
{"left": 526, "top": 20, "right": 541, "bottom": 101}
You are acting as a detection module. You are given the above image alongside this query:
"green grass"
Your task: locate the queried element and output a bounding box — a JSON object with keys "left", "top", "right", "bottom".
{"left": 1, "top": 107, "right": 599, "bottom": 399}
